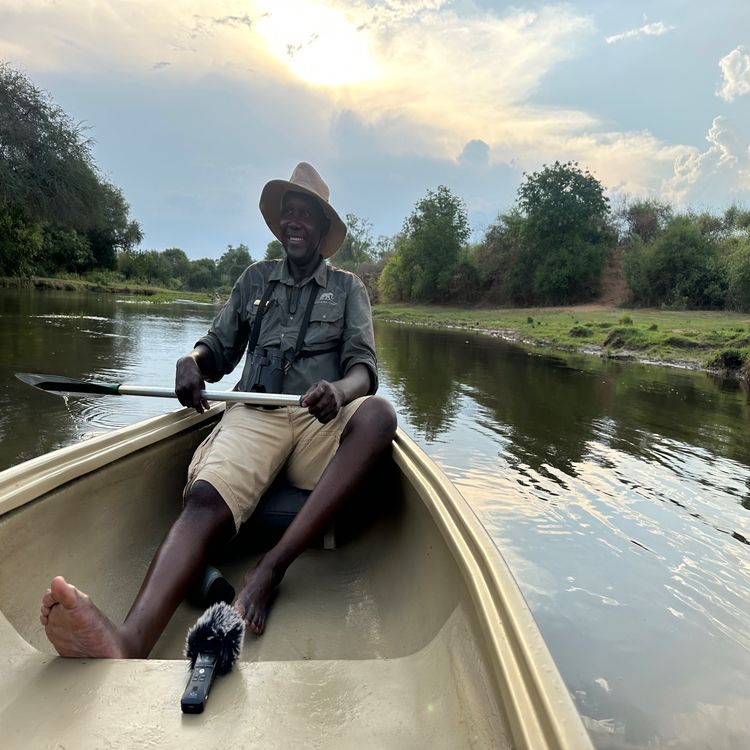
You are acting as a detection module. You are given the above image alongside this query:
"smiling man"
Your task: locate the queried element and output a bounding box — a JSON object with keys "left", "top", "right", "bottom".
{"left": 40, "top": 163, "right": 397, "bottom": 657}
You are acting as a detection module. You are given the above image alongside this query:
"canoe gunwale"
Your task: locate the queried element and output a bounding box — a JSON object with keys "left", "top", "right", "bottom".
{"left": 0, "top": 404, "right": 224, "bottom": 518}
{"left": 393, "top": 435, "right": 593, "bottom": 750}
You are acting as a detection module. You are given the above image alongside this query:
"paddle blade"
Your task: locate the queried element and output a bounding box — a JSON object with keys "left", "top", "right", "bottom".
{"left": 15, "top": 372, "right": 121, "bottom": 396}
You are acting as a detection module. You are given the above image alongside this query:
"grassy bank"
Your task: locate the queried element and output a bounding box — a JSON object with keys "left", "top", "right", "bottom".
{"left": 0, "top": 276, "right": 218, "bottom": 305}
{"left": 372, "top": 304, "right": 750, "bottom": 374}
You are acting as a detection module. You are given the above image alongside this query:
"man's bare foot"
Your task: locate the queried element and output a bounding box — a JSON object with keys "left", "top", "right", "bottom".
{"left": 233, "top": 557, "right": 283, "bottom": 635}
{"left": 40, "top": 576, "right": 128, "bottom": 658}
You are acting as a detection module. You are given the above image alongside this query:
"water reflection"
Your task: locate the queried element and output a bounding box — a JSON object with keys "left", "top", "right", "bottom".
{"left": 4, "top": 291, "right": 750, "bottom": 748}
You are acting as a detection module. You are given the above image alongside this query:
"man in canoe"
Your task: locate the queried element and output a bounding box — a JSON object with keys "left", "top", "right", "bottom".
{"left": 40, "top": 162, "right": 397, "bottom": 658}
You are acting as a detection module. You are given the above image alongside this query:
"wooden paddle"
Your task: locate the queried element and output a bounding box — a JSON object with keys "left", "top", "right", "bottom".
{"left": 15, "top": 372, "right": 303, "bottom": 407}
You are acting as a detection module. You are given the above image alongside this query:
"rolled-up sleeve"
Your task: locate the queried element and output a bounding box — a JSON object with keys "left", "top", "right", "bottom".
{"left": 340, "top": 276, "right": 378, "bottom": 394}
{"left": 195, "top": 269, "right": 253, "bottom": 381}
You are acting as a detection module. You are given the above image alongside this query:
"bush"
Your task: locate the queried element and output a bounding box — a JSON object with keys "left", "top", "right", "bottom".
{"left": 624, "top": 216, "right": 726, "bottom": 308}
{"left": 569, "top": 326, "right": 592, "bottom": 338}
{"left": 707, "top": 349, "right": 746, "bottom": 370}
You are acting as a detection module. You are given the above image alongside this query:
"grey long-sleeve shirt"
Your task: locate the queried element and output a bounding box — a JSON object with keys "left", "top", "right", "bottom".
{"left": 196, "top": 258, "right": 378, "bottom": 395}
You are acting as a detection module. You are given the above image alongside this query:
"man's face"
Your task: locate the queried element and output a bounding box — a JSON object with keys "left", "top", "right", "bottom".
{"left": 280, "top": 191, "right": 328, "bottom": 266}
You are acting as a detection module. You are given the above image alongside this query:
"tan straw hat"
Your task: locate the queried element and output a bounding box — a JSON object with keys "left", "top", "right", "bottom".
{"left": 259, "top": 162, "right": 347, "bottom": 259}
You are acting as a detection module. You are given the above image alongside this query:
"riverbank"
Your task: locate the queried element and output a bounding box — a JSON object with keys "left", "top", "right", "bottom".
{"left": 5, "top": 277, "right": 750, "bottom": 376}
{"left": 0, "top": 276, "right": 218, "bottom": 305}
{"left": 372, "top": 304, "right": 750, "bottom": 376}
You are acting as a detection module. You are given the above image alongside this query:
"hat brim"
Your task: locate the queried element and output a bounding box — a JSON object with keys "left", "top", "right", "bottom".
{"left": 259, "top": 180, "right": 347, "bottom": 260}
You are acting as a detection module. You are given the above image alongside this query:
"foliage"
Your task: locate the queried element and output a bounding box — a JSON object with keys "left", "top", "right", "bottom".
{"left": 0, "top": 205, "right": 42, "bottom": 276}
{"left": 514, "top": 161, "right": 616, "bottom": 304}
{"left": 217, "top": 244, "right": 252, "bottom": 287}
{"left": 0, "top": 62, "right": 141, "bottom": 275}
{"left": 264, "top": 240, "right": 284, "bottom": 260}
{"left": 185, "top": 258, "right": 220, "bottom": 291}
{"left": 619, "top": 199, "right": 672, "bottom": 243}
{"left": 379, "top": 186, "right": 469, "bottom": 303}
{"left": 722, "top": 217, "right": 750, "bottom": 311}
{"left": 335, "top": 213, "right": 376, "bottom": 271}
{"left": 624, "top": 215, "right": 726, "bottom": 309}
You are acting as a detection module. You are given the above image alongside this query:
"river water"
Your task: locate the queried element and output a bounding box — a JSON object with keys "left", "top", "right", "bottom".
{"left": 3, "top": 287, "right": 750, "bottom": 749}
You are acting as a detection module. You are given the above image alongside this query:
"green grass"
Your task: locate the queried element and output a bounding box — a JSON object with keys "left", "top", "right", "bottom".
{"left": 372, "top": 304, "right": 750, "bottom": 371}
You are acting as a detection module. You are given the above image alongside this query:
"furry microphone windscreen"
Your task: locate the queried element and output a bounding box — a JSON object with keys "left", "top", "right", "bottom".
{"left": 185, "top": 602, "right": 246, "bottom": 675}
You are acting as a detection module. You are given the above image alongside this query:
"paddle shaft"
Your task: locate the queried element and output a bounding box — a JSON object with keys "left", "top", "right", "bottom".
{"left": 15, "top": 372, "right": 303, "bottom": 407}
{"left": 118, "top": 385, "right": 302, "bottom": 407}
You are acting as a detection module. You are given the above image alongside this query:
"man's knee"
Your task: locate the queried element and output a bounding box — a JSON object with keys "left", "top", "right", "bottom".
{"left": 350, "top": 396, "right": 397, "bottom": 442}
{"left": 183, "top": 480, "right": 233, "bottom": 521}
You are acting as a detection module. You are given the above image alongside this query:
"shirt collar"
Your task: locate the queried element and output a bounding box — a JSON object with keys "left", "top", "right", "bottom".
{"left": 271, "top": 256, "right": 327, "bottom": 287}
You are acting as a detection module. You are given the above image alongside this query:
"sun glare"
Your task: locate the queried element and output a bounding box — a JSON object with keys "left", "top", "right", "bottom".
{"left": 254, "top": 1, "right": 377, "bottom": 87}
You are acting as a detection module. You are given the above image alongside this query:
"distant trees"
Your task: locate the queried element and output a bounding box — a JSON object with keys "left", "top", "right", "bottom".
{"left": 336, "top": 214, "right": 376, "bottom": 270}
{"left": 379, "top": 186, "right": 469, "bottom": 303}
{"left": 624, "top": 207, "right": 750, "bottom": 310}
{"left": 469, "top": 162, "right": 615, "bottom": 306}
{"left": 264, "top": 240, "right": 284, "bottom": 260}
{"left": 217, "top": 244, "right": 252, "bottom": 286}
{"left": 0, "top": 62, "right": 142, "bottom": 276}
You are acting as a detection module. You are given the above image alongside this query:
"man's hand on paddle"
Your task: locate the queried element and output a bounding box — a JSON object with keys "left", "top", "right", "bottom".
{"left": 176, "top": 354, "right": 210, "bottom": 413}
{"left": 303, "top": 380, "right": 344, "bottom": 424}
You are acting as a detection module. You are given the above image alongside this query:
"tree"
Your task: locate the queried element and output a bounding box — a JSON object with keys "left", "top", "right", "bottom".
{"left": 186, "top": 258, "right": 220, "bottom": 291}
{"left": 264, "top": 240, "right": 284, "bottom": 260}
{"left": 161, "top": 247, "right": 190, "bottom": 286}
{"left": 379, "top": 186, "right": 469, "bottom": 303}
{"left": 0, "top": 63, "right": 141, "bottom": 275}
{"left": 624, "top": 216, "right": 726, "bottom": 308}
{"left": 335, "top": 213, "right": 375, "bottom": 271}
{"left": 620, "top": 199, "right": 672, "bottom": 243}
{"left": 515, "top": 161, "right": 615, "bottom": 304}
{"left": 473, "top": 210, "right": 530, "bottom": 305}
{"left": 0, "top": 62, "right": 100, "bottom": 226}
{"left": 218, "top": 243, "right": 252, "bottom": 287}
{"left": 84, "top": 182, "right": 142, "bottom": 270}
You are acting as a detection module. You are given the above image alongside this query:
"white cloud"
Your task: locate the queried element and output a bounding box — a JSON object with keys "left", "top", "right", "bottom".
{"left": 717, "top": 46, "right": 750, "bottom": 102}
{"left": 605, "top": 21, "right": 674, "bottom": 45}
{"left": 664, "top": 116, "right": 750, "bottom": 205}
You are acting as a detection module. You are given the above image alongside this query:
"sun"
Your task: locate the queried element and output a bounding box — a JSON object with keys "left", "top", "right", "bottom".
{"left": 254, "top": 1, "right": 378, "bottom": 87}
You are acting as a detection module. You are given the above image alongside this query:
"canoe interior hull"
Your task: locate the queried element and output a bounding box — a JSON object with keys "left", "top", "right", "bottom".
{"left": 0, "top": 407, "right": 592, "bottom": 749}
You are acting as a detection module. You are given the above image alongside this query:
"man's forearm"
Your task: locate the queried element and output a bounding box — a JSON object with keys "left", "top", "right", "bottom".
{"left": 334, "top": 363, "right": 372, "bottom": 405}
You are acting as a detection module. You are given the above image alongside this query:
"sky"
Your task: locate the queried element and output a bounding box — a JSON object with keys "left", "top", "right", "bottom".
{"left": 1, "top": 0, "right": 749, "bottom": 260}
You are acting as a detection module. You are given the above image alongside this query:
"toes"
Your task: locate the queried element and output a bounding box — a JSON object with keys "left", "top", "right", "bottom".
{"left": 42, "top": 589, "right": 56, "bottom": 608}
{"left": 50, "top": 576, "right": 81, "bottom": 609}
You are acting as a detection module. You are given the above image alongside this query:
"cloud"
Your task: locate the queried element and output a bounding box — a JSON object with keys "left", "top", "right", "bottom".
{"left": 717, "top": 46, "right": 750, "bottom": 102}
{"left": 605, "top": 21, "right": 674, "bottom": 45}
{"left": 458, "top": 140, "right": 490, "bottom": 168}
{"left": 664, "top": 116, "right": 750, "bottom": 206}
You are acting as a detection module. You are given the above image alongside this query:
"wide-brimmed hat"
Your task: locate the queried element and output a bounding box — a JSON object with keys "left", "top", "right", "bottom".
{"left": 259, "top": 162, "right": 347, "bottom": 259}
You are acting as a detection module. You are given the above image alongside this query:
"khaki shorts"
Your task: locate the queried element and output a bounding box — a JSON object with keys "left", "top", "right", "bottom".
{"left": 184, "top": 396, "right": 369, "bottom": 530}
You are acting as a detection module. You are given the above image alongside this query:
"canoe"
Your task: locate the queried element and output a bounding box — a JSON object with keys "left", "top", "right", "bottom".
{"left": 0, "top": 405, "right": 593, "bottom": 749}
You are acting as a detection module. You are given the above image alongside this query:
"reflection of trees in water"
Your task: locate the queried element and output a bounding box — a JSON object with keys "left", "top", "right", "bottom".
{"left": 375, "top": 322, "right": 466, "bottom": 440}
{"left": 376, "top": 321, "right": 750, "bottom": 477}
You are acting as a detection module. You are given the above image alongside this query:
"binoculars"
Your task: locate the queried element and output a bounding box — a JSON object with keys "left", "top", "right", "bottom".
{"left": 247, "top": 347, "right": 288, "bottom": 394}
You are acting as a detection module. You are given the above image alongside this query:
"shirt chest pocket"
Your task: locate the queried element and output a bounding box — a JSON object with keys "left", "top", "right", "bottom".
{"left": 305, "top": 303, "right": 344, "bottom": 347}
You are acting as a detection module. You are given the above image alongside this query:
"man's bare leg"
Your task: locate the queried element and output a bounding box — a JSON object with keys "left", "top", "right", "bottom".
{"left": 234, "top": 396, "right": 397, "bottom": 634}
{"left": 40, "top": 481, "right": 235, "bottom": 658}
